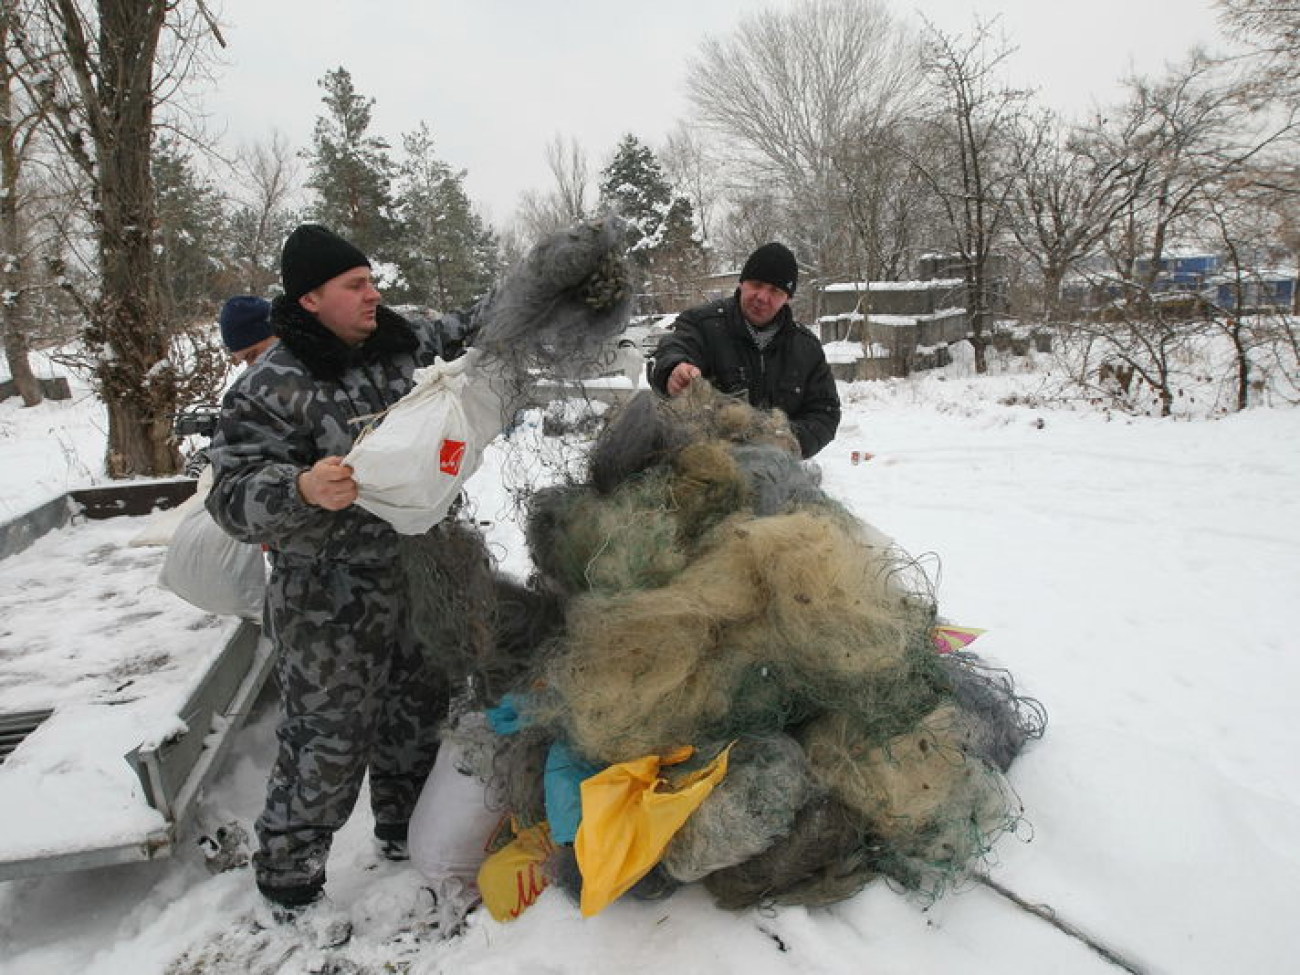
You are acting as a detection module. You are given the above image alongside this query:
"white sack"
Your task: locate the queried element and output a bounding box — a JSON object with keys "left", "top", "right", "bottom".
{"left": 130, "top": 468, "right": 213, "bottom": 547}
{"left": 409, "top": 714, "right": 504, "bottom": 906}
{"left": 345, "top": 349, "right": 515, "bottom": 535}
{"left": 159, "top": 503, "right": 267, "bottom": 619}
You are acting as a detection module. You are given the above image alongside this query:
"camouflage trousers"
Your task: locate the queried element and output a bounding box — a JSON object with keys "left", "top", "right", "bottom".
{"left": 253, "top": 554, "right": 448, "bottom": 902}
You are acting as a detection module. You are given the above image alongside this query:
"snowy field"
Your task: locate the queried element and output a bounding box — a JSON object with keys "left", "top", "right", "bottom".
{"left": 1, "top": 342, "right": 1298, "bottom": 974}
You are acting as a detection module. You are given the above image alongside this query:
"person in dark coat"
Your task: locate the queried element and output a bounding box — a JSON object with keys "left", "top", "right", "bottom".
{"left": 218, "top": 294, "right": 278, "bottom": 367}
{"left": 649, "top": 242, "right": 840, "bottom": 458}
{"left": 206, "top": 225, "right": 469, "bottom": 918}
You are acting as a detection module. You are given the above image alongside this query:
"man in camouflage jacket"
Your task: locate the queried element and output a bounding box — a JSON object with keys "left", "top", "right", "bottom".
{"left": 206, "top": 224, "right": 470, "bottom": 910}
{"left": 650, "top": 241, "right": 840, "bottom": 459}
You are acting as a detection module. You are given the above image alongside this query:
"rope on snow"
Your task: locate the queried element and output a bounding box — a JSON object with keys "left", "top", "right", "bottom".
{"left": 975, "top": 872, "right": 1150, "bottom": 975}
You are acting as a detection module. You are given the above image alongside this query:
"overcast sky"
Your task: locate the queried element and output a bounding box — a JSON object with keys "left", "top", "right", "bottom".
{"left": 202, "top": 0, "right": 1227, "bottom": 227}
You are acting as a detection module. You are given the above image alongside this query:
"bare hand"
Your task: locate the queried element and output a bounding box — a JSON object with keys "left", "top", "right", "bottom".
{"left": 667, "top": 362, "right": 702, "bottom": 396}
{"left": 298, "top": 456, "right": 358, "bottom": 510}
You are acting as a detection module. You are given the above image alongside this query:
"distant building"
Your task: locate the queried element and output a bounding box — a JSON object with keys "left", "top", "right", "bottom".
{"left": 814, "top": 278, "right": 970, "bottom": 379}
{"left": 1063, "top": 252, "right": 1296, "bottom": 315}
{"left": 1206, "top": 269, "right": 1297, "bottom": 313}
{"left": 1135, "top": 253, "right": 1220, "bottom": 290}
{"left": 636, "top": 270, "right": 739, "bottom": 316}
{"left": 695, "top": 270, "right": 741, "bottom": 301}
{"left": 916, "top": 252, "right": 1012, "bottom": 315}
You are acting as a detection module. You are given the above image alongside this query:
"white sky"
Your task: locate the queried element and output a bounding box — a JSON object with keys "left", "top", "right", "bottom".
{"left": 203, "top": 0, "right": 1225, "bottom": 225}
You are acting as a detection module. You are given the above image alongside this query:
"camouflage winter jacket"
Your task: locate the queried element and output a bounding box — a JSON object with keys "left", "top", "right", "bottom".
{"left": 205, "top": 297, "right": 472, "bottom": 568}
{"left": 650, "top": 293, "right": 841, "bottom": 458}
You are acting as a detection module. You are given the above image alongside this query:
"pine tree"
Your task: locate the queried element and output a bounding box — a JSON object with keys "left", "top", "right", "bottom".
{"left": 153, "top": 137, "right": 229, "bottom": 324}
{"left": 649, "top": 195, "right": 707, "bottom": 310}
{"left": 224, "top": 134, "right": 302, "bottom": 295}
{"left": 392, "top": 122, "right": 498, "bottom": 310}
{"left": 599, "top": 134, "right": 705, "bottom": 310}
{"left": 599, "top": 134, "right": 672, "bottom": 275}
{"left": 304, "top": 67, "right": 396, "bottom": 258}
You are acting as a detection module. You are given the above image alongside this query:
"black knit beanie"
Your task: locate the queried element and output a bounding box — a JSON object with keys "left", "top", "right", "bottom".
{"left": 218, "top": 295, "right": 272, "bottom": 352}
{"left": 739, "top": 242, "right": 798, "bottom": 297}
{"left": 280, "top": 224, "right": 371, "bottom": 301}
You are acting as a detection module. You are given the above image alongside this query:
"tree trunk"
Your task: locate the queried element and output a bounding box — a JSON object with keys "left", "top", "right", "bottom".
{"left": 1042, "top": 261, "right": 1066, "bottom": 325}
{"left": 1231, "top": 323, "right": 1250, "bottom": 411}
{"left": 1159, "top": 386, "right": 1173, "bottom": 417}
{"left": 968, "top": 272, "right": 990, "bottom": 374}
{"left": 2, "top": 324, "right": 42, "bottom": 406}
{"left": 0, "top": 9, "right": 42, "bottom": 407}
{"left": 85, "top": 0, "right": 178, "bottom": 477}
{"left": 970, "top": 314, "right": 989, "bottom": 373}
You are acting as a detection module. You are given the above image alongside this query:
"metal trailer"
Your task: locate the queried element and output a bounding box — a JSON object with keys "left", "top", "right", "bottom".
{"left": 0, "top": 479, "right": 275, "bottom": 882}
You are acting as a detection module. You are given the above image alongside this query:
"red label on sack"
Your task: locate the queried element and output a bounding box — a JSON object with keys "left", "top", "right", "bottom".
{"left": 439, "top": 439, "right": 467, "bottom": 475}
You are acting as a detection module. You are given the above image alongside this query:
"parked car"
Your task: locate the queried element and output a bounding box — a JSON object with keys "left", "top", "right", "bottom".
{"left": 172, "top": 403, "right": 222, "bottom": 476}
{"left": 620, "top": 315, "right": 676, "bottom": 380}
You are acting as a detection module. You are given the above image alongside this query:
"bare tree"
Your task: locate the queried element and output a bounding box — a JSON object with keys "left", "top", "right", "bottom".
{"left": 1073, "top": 52, "right": 1297, "bottom": 415}
{"left": 714, "top": 189, "right": 787, "bottom": 268}
{"left": 1007, "top": 110, "right": 1138, "bottom": 324}
{"left": 14, "top": 0, "right": 226, "bottom": 476}
{"left": 685, "top": 0, "right": 921, "bottom": 285}
{"left": 513, "top": 134, "right": 591, "bottom": 243}
{"left": 546, "top": 135, "right": 590, "bottom": 225}
{"left": 1092, "top": 54, "right": 1249, "bottom": 299}
{"left": 910, "top": 18, "right": 1031, "bottom": 373}
{"left": 1216, "top": 0, "right": 1300, "bottom": 315}
{"left": 1265, "top": 158, "right": 1300, "bottom": 315}
{"left": 1218, "top": 0, "right": 1300, "bottom": 96}
{"left": 1201, "top": 187, "right": 1275, "bottom": 409}
{"left": 226, "top": 131, "right": 301, "bottom": 294}
{"left": 1200, "top": 160, "right": 1300, "bottom": 406}
{"left": 660, "top": 121, "right": 723, "bottom": 257}
{"left": 831, "top": 118, "right": 945, "bottom": 284}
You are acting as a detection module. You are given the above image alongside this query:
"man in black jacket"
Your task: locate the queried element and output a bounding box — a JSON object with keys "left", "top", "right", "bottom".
{"left": 649, "top": 242, "right": 840, "bottom": 458}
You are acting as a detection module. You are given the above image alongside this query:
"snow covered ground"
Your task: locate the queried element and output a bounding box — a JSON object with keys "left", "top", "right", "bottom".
{"left": 1, "top": 343, "right": 1298, "bottom": 974}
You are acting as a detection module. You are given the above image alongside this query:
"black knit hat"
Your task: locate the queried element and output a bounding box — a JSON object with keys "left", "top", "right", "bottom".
{"left": 218, "top": 295, "right": 272, "bottom": 352}
{"left": 739, "top": 241, "right": 798, "bottom": 297}
{"left": 280, "top": 223, "right": 371, "bottom": 301}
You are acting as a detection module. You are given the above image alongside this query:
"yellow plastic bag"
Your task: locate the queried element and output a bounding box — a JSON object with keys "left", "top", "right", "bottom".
{"left": 575, "top": 744, "right": 732, "bottom": 917}
{"left": 477, "top": 820, "right": 557, "bottom": 921}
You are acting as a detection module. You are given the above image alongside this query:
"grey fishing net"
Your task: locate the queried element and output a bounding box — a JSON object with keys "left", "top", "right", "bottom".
{"left": 401, "top": 244, "right": 1046, "bottom": 912}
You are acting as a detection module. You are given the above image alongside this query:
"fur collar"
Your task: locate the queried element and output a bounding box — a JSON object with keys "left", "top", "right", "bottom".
{"left": 269, "top": 296, "right": 419, "bottom": 381}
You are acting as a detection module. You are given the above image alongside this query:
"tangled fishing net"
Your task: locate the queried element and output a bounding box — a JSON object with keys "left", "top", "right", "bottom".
{"left": 473, "top": 213, "right": 635, "bottom": 396}
{"left": 402, "top": 274, "right": 1045, "bottom": 913}
{"left": 398, "top": 212, "right": 633, "bottom": 688}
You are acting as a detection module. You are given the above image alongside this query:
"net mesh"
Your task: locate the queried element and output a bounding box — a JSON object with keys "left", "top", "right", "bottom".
{"left": 423, "top": 355, "right": 1046, "bottom": 910}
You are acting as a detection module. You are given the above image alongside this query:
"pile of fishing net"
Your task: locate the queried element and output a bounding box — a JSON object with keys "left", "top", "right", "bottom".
{"left": 411, "top": 381, "right": 1046, "bottom": 915}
